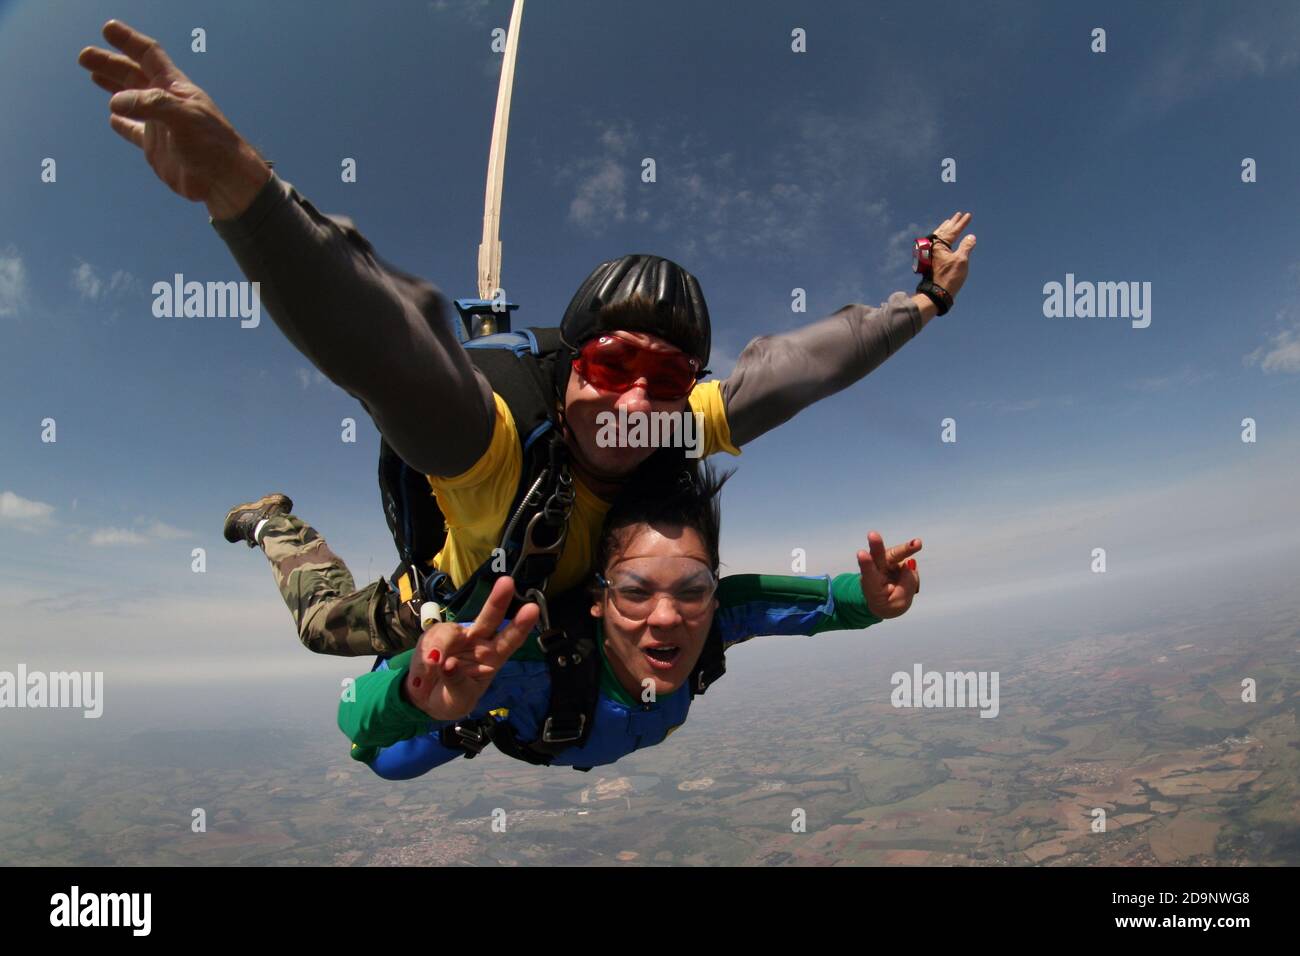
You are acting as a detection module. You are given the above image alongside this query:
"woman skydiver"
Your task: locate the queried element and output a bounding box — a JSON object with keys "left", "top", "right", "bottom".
{"left": 339, "top": 460, "right": 923, "bottom": 777}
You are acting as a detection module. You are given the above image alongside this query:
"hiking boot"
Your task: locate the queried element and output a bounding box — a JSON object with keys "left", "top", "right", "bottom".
{"left": 223, "top": 493, "right": 294, "bottom": 547}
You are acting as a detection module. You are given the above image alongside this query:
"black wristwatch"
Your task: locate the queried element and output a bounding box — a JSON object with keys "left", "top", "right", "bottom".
{"left": 916, "top": 278, "right": 953, "bottom": 316}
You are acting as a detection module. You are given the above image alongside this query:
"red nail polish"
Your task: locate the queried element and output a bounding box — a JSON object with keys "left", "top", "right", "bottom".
{"left": 429, "top": 649, "right": 441, "bottom": 664}
{"left": 907, "top": 558, "right": 917, "bottom": 570}
{"left": 412, "top": 677, "right": 422, "bottom": 688}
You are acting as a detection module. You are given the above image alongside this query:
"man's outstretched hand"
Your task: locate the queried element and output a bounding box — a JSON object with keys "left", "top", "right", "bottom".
{"left": 77, "top": 19, "right": 271, "bottom": 220}
{"left": 928, "top": 211, "right": 977, "bottom": 300}
{"left": 402, "top": 577, "right": 540, "bottom": 722}
{"left": 857, "top": 531, "right": 922, "bottom": 620}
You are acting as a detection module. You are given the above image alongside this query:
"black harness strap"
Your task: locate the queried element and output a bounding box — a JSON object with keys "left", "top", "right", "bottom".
{"left": 688, "top": 621, "right": 727, "bottom": 698}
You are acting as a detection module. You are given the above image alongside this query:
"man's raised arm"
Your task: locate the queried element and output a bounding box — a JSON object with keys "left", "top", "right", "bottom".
{"left": 78, "top": 18, "right": 493, "bottom": 477}
{"left": 721, "top": 213, "right": 976, "bottom": 447}
{"left": 209, "top": 171, "right": 495, "bottom": 477}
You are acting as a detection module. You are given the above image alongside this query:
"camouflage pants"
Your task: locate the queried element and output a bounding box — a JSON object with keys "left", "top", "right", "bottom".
{"left": 258, "top": 513, "right": 423, "bottom": 656}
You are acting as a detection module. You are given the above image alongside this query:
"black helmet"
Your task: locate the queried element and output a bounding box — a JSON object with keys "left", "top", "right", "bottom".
{"left": 560, "top": 254, "right": 710, "bottom": 368}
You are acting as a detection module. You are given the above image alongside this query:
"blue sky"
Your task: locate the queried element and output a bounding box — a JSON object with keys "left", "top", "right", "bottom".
{"left": 2, "top": 0, "right": 1299, "bottom": 726}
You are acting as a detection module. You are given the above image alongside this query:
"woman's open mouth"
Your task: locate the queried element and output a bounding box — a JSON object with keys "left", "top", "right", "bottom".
{"left": 641, "top": 644, "right": 681, "bottom": 671}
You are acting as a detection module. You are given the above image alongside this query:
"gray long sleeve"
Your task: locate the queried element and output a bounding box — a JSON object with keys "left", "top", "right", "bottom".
{"left": 719, "top": 292, "right": 930, "bottom": 447}
{"left": 209, "top": 172, "right": 495, "bottom": 477}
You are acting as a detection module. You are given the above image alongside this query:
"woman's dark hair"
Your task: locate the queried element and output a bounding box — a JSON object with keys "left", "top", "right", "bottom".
{"left": 592, "top": 454, "right": 733, "bottom": 578}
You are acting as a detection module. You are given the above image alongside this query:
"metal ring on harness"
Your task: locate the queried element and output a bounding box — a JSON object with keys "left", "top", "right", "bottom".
{"left": 509, "top": 510, "right": 568, "bottom": 601}
{"left": 542, "top": 468, "right": 574, "bottom": 524}
{"left": 523, "top": 587, "right": 551, "bottom": 632}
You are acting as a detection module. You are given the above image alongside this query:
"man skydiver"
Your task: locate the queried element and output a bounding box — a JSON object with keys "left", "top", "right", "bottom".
{"left": 80, "top": 19, "right": 975, "bottom": 652}
{"left": 339, "top": 461, "right": 924, "bottom": 776}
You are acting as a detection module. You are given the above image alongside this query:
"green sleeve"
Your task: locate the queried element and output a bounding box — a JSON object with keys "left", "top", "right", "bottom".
{"left": 826, "top": 572, "right": 883, "bottom": 632}
{"left": 337, "top": 648, "right": 440, "bottom": 756}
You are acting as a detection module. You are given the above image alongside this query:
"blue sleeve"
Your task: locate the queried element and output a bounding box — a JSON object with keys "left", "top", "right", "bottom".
{"left": 714, "top": 572, "right": 881, "bottom": 649}
{"left": 367, "top": 731, "right": 464, "bottom": 780}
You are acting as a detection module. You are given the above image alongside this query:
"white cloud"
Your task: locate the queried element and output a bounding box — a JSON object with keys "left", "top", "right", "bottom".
{"left": 703, "top": 342, "right": 740, "bottom": 382}
{"left": 1245, "top": 270, "right": 1300, "bottom": 373}
{"left": 1121, "top": 7, "right": 1300, "bottom": 123}
{"left": 0, "top": 246, "right": 27, "bottom": 317}
{"left": 1246, "top": 326, "right": 1300, "bottom": 373}
{"left": 88, "top": 520, "right": 191, "bottom": 547}
{"left": 1128, "top": 366, "right": 1216, "bottom": 392}
{"left": 0, "top": 582, "right": 360, "bottom": 687}
{"left": 556, "top": 94, "right": 936, "bottom": 267}
{"left": 599, "top": 125, "right": 634, "bottom": 153}
{"left": 294, "top": 367, "right": 342, "bottom": 392}
{"left": 108, "top": 269, "right": 133, "bottom": 295}
{"left": 139, "top": 520, "right": 190, "bottom": 540}
{"left": 882, "top": 223, "right": 922, "bottom": 276}
{"left": 567, "top": 158, "right": 630, "bottom": 232}
{"left": 71, "top": 260, "right": 136, "bottom": 302}
{"left": 89, "top": 527, "right": 148, "bottom": 546}
{"left": 428, "top": 0, "right": 491, "bottom": 27}
{"left": 71, "top": 261, "right": 102, "bottom": 300}
{"left": 0, "top": 490, "right": 55, "bottom": 526}
{"left": 967, "top": 397, "right": 1043, "bottom": 413}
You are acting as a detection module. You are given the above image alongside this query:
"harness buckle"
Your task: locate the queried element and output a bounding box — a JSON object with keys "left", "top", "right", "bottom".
{"left": 535, "top": 625, "right": 570, "bottom": 657}
{"left": 442, "top": 719, "right": 495, "bottom": 757}
{"left": 540, "top": 712, "right": 586, "bottom": 744}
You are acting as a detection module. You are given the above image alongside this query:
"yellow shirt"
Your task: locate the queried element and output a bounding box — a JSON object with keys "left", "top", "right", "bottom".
{"left": 426, "top": 379, "right": 740, "bottom": 595}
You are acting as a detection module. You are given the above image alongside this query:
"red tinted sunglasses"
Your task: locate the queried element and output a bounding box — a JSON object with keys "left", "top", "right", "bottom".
{"left": 572, "top": 335, "right": 701, "bottom": 401}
